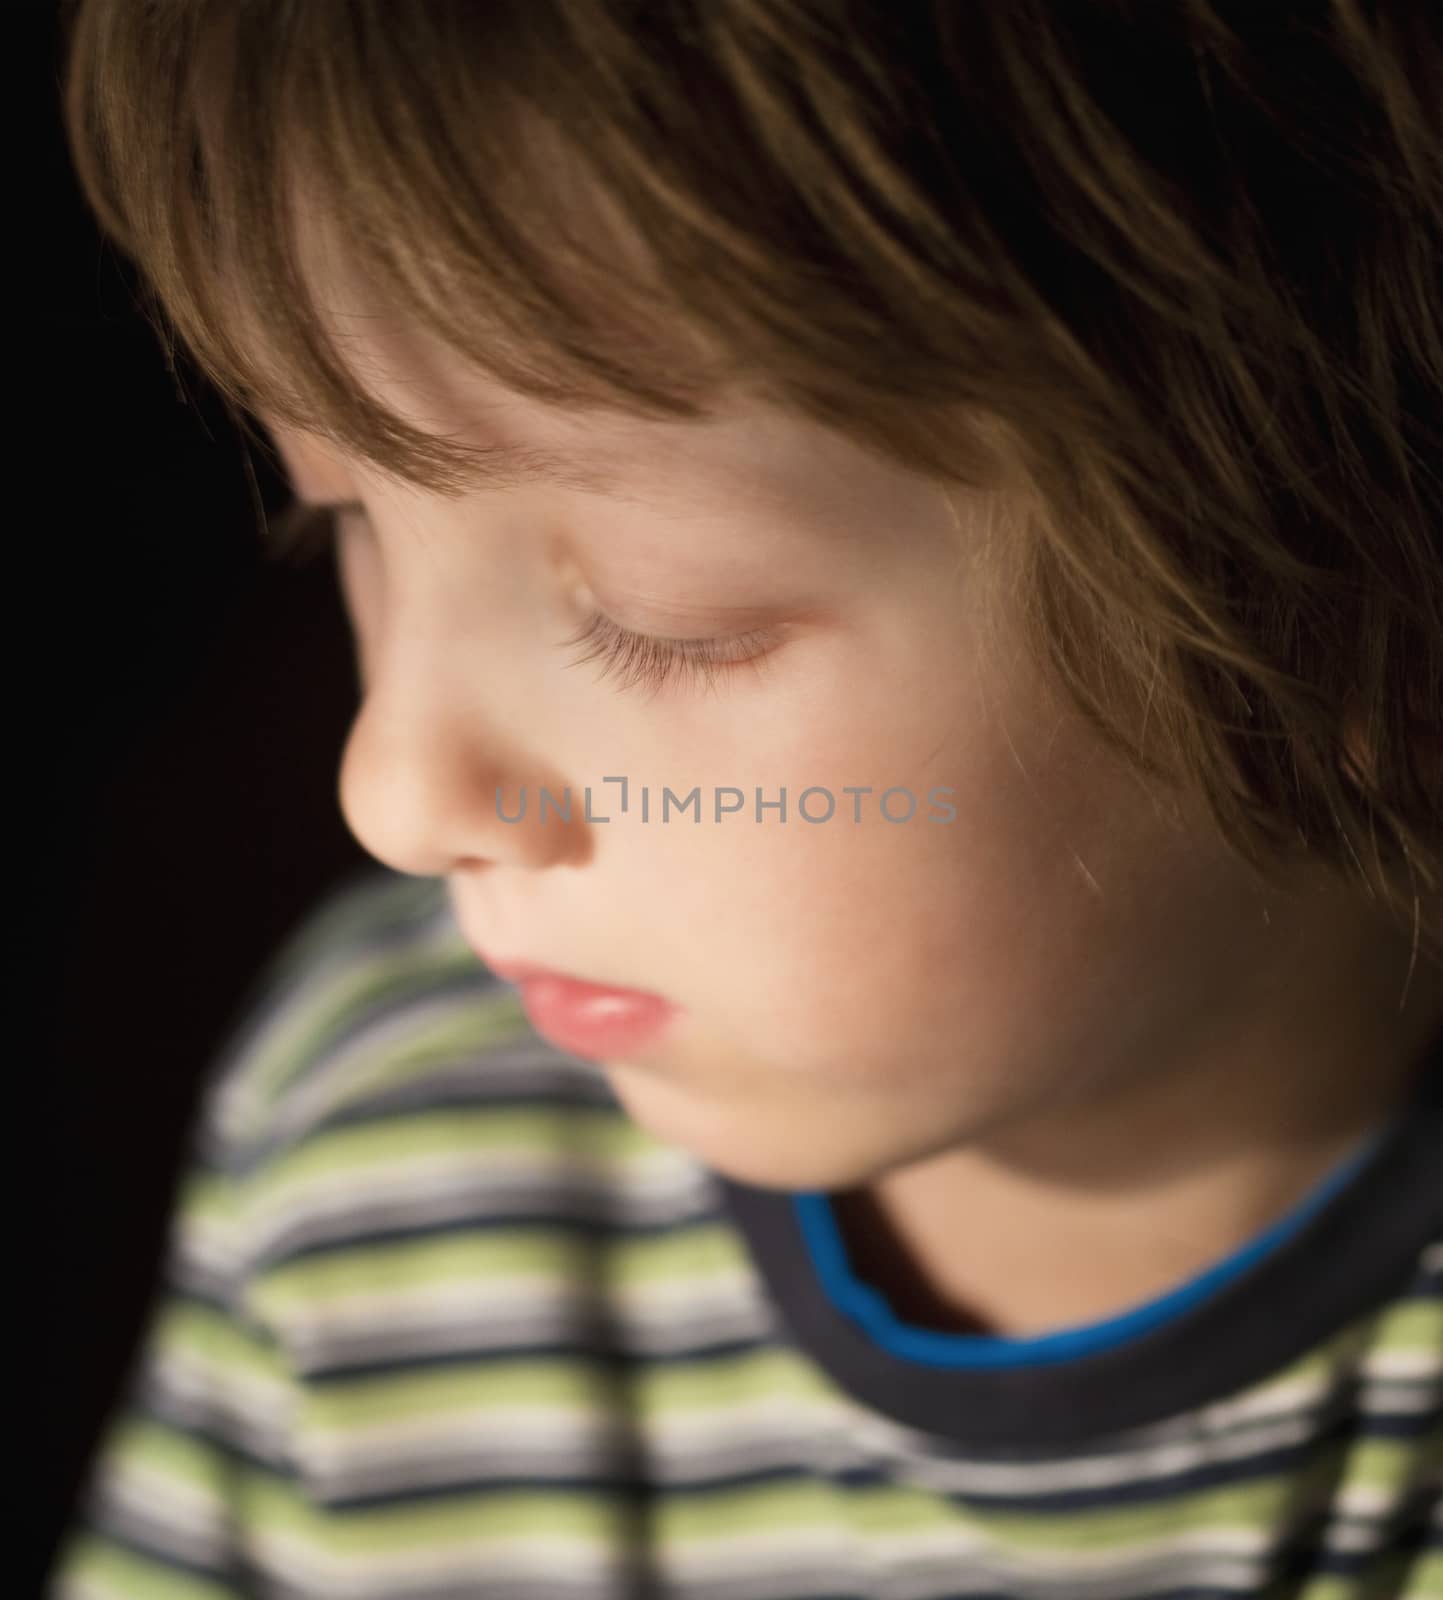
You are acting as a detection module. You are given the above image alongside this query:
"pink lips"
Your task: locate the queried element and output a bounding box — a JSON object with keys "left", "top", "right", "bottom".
{"left": 484, "top": 958, "right": 677, "bottom": 1061}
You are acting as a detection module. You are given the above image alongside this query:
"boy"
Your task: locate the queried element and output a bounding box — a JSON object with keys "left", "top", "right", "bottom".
{"left": 51, "top": 2, "right": 1441, "bottom": 1597}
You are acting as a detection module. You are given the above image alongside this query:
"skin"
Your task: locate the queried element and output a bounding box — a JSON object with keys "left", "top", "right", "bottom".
{"left": 264, "top": 305, "right": 1443, "bottom": 1341}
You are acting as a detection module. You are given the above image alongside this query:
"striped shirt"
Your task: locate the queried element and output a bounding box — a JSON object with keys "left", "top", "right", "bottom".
{"left": 48, "top": 865, "right": 1443, "bottom": 1599}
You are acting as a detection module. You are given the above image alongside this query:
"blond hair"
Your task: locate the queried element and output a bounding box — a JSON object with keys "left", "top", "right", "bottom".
{"left": 63, "top": 0, "right": 1443, "bottom": 963}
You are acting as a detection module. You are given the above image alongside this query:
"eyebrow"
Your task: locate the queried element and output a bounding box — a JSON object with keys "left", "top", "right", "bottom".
{"left": 261, "top": 438, "right": 694, "bottom": 558}
{"left": 285, "top": 439, "right": 675, "bottom": 514}
{"left": 449, "top": 442, "right": 643, "bottom": 498}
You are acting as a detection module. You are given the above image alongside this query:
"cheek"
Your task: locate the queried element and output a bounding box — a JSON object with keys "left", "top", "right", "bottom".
{"left": 635, "top": 683, "right": 1067, "bottom": 1048}
{"left": 634, "top": 643, "right": 1186, "bottom": 1085}
{"left": 716, "top": 790, "right": 1038, "bottom": 1051}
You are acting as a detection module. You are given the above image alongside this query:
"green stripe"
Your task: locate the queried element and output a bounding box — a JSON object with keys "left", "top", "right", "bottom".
{"left": 249, "top": 1097, "right": 653, "bottom": 1202}
{"left": 292, "top": 1346, "right": 833, "bottom": 1430}
{"left": 54, "top": 1533, "right": 242, "bottom": 1600}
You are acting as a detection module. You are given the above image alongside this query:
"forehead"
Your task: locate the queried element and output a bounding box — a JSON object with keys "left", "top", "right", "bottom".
{"left": 262, "top": 311, "right": 905, "bottom": 526}
{"left": 279, "top": 144, "right": 724, "bottom": 425}
{"left": 262, "top": 189, "right": 933, "bottom": 526}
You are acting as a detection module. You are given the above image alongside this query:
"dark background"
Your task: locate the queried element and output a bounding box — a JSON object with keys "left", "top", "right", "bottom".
{"left": 36, "top": 4, "right": 368, "bottom": 1579}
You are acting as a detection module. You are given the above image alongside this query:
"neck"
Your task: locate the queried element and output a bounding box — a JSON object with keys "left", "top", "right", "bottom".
{"left": 836, "top": 913, "right": 1443, "bottom": 1340}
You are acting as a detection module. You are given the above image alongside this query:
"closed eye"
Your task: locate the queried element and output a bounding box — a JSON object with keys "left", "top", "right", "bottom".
{"left": 268, "top": 497, "right": 784, "bottom": 698}
{"left": 561, "top": 610, "right": 783, "bottom": 699}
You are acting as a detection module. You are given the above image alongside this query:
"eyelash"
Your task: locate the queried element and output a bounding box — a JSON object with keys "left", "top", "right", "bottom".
{"left": 269, "top": 501, "right": 778, "bottom": 698}
{"left": 560, "top": 611, "right": 778, "bottom": 699}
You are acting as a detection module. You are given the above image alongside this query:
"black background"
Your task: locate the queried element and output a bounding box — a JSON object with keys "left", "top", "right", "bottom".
{"left": 36, "top": 3, "right": 368, "bottom": 1580}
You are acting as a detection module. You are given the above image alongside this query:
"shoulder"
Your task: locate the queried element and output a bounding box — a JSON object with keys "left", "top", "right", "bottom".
{"left": 175, "top": 870, "right": 704, "bottom": 1380}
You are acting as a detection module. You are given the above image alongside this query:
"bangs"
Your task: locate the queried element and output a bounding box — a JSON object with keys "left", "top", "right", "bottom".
{"left": 69, "top": 5, "right": 765, "bottom": 492}
{"left": 63, "top": 0, "right": 1007, "bottom": 496}
{"left": 64, "top": 0, "right": 1443, "bottom": 954}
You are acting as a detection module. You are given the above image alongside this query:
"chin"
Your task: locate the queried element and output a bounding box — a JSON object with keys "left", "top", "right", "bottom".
{"left": 599, "top": 1048, "right": 925, "bottom": 1193}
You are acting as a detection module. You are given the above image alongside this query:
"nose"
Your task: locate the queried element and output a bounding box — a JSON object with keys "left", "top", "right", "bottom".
{"left": 336, "top": 682, "right": 587, "bottom": 879}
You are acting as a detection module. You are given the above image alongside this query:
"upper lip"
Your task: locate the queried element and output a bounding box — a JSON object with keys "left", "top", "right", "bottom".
{"left": 452, "top": 918, "right": 556, "bottom": 982}
{"left": 474, "top": 949, "right": 605, "bottom": 986}
{"left": 477, "top": 951, "right": 660, "bottom": 998}
{"left": 483, "top": 956, "right": 565, "bottom": 982}
{"left": 456, "top": 905, "right": 644, "bottom": 991}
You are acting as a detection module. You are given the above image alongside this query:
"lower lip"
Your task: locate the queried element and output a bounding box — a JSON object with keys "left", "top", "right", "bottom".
{"left": 509, "top": 974, "right": 677, "bottom": 1060}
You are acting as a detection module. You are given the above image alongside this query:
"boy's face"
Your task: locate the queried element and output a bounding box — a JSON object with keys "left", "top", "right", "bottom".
{"left": 265, "top": 324, "right": 1388, "bottom": 1196}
